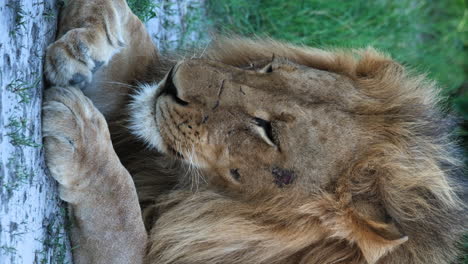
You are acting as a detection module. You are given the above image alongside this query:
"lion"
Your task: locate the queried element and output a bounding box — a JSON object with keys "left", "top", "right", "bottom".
{"left": 42, "top": 0, "right": 466, "bottom": 263}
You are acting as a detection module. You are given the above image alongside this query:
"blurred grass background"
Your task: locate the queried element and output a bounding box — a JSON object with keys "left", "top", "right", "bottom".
{"left": 130, "top": 0, "right": 467, "bottom": 262}
{"left": 127, "top": 0, "right": 159, "bottom": 22}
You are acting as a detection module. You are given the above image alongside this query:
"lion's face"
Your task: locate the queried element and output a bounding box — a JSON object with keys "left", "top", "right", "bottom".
{"left": 132, "top": 58, "right": 361, "bottom": 193}
{"left": 130, "top": 40, "right": 464, "bottom": 264}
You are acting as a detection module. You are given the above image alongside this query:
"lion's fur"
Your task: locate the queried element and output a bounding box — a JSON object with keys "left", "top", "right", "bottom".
{"left": 44, "top": 1, "right": 466, "bottom": 263}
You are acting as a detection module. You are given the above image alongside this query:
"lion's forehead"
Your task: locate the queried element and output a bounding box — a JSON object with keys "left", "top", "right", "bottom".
{"left": 174, "top": 59, "right": 360, "bottom": 114}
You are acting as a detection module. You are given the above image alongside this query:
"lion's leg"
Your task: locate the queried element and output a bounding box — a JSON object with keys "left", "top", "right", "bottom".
{"left": 45, "top": 0, "right": 159, "bottom": 119}
{"left": 42, "top": 87, "right": 147, "bottom": 264}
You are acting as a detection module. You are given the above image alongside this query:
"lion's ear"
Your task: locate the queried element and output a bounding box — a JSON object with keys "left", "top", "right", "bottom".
{"left": 342, "top": 198, "right": 408, "bottom": 264}
{"left": 351, "top": 213, "right": 408, "bottom": 264}
{"left": 308, "top": 195, "right": 408, "bottom": 263}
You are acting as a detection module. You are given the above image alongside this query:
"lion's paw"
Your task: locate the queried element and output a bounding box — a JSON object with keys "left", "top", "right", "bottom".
{"left": 42, "top": 86, "right": 111, "bottom": 190}
{"left": 45, "top": 28, "right": 119, "bottom": 88}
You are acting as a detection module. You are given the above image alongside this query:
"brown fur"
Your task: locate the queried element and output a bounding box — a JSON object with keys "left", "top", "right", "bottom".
{"left": 43, "top": 1, "right": 466, "bottom": 264}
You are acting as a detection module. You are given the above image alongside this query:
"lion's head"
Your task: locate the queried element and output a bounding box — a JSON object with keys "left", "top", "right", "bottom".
{"left": 129, "top": 38, "right": 466, "bottom": 264}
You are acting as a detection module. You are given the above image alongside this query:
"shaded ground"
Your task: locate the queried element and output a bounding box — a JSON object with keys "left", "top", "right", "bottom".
{"left": 0, "top": 1, "right": 206, "bottom": 263}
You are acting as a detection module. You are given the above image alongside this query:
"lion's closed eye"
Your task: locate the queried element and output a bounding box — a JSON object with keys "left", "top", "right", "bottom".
{"left": 259, "top": 63, "right": 274, "bottom": 73}
{"left": 252, "top": 117, "right": 277, "bottom": 147}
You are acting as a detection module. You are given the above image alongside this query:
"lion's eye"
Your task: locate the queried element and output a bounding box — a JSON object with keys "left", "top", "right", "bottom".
{"left": 259, "top": 63, "right": 273, "bottom": 73}
{"left": 253, "top": 117, "right": 277, "bottom": 146}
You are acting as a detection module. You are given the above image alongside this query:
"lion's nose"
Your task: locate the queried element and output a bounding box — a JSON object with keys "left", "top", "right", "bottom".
{"left": 160, "top": 66, "right": 189, "bottom": 106}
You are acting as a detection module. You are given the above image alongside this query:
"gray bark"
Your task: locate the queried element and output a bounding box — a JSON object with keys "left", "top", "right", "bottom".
{"left": 0, "top": 1, "right": 70, "bottom": 263}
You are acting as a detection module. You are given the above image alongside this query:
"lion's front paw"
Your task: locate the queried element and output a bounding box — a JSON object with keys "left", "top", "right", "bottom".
{"left": 42, "top": 86, "right": 112, "bottom": 191}
{"left": 45, "top": 28, "right": 121, "bottom": 88}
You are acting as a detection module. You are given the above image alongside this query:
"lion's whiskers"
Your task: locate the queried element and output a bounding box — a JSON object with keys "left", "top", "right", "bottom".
{"left": 175, "top": 141, "right": 192, "bottom": 189}
{"left": 177, "top": 141, "right": 197, "bottom": 192}
{"left": 189, "top": 146, "right": 200, "bottom": 192}
{"left": 184, "top": 145, "right": 206, "bottom": 193}
{"left": 198, "top": 43, "right": 209, "bottom": 59}
{"left": 96, "top": 80, "right": 141, "bottom": 90}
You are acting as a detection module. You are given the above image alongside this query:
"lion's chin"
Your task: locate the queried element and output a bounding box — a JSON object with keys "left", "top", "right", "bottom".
{"left": 129, "top": 83, "right": 167, "bottom": 153}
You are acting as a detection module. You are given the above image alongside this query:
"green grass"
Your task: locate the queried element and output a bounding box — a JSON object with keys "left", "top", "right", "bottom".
{"left": 127, "top": 0, "right": 159, "bottom": 22}
{"left": 35, "top": 207, "right": 73, "bottom": 264}
{"left": 127, "top": 0, "right": 209, "bottom": 50}
{"left": 1, "top": 157, "right": 33, "bottom": 193}
{"left": 6, "top": 116, "right": 41, "bottom": 148}
{"left": 6, "top": 1, "right": 28, "bottom": 36}
{"left": 7, "top": 76, "right": 40, "bottom": 104}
